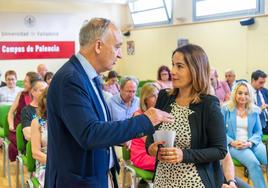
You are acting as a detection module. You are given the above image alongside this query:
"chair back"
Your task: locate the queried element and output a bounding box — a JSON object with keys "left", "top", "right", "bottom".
{"left": 0, "top": 105, "right": 11, "bottom": 137}
{"left": 16, "top": 123, "right": 25, "bottom": 153}
{"left": 16, "top": 80, "right": 24, "bottom": 88}
{"left": 26, "top": 142, "right": 36, "bottom": 172}
{"left": 122, "top": 145, "right": 131, "bottom": 161}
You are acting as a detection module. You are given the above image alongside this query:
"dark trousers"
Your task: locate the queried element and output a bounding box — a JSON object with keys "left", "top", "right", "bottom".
{"left": 263, "top": 122, "right": 268, "bottom": 134}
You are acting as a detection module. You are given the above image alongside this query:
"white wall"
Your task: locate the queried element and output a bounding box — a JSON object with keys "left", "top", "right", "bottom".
{"left": 0, "top": 0, "right": 127, "bottom": 80}
{"left": 115, "top": 0, "right": 268, "bottom": 86}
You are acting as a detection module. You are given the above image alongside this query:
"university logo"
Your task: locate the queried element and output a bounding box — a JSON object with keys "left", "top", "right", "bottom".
{"left": 24, "top": 15, "right": 36, "bottom": 27}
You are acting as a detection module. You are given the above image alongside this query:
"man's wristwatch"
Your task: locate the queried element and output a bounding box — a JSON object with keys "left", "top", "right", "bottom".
{"left": 227, "top": 179, "right": 237, "bottom": 186}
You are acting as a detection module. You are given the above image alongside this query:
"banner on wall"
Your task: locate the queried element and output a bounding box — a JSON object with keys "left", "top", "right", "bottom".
{"left": 0, "top": 41, "right": 75, "bottom": 59}
{"left": 0, "top": 13, "right": 82, "bottom": 60}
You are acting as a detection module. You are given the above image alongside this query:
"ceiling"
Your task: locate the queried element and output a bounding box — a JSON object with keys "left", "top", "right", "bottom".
{"left": 74, "top": 0, "right": 128, "bottom": 4}
{"left": 32, "top": 0, "right": 128, "bottom": 4}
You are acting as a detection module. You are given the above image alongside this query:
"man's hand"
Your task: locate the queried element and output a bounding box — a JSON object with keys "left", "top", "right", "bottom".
{"left": 144, "top": 107, "right": 174, "bottom": 126}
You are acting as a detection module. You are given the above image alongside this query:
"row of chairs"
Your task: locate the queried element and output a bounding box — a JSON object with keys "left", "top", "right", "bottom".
{"left": 0, "top": 104, "right": 39, "bottom": 188}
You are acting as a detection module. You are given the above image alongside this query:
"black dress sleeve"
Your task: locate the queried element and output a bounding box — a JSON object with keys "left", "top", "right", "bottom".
{"left": 21, "top": 106, "right": 36, "bottom": 129}
{"left": 182, "top": 96, "right": 227, "bottom": 163}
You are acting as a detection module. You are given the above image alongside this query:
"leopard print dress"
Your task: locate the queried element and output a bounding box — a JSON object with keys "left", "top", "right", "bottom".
{"left": 154, "top": 102, "right": 205, "bottom": 188}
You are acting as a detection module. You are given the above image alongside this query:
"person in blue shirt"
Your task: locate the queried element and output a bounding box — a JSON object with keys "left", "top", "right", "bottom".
{"left": 108, "top": 76, "right": 140, "bottom": 121}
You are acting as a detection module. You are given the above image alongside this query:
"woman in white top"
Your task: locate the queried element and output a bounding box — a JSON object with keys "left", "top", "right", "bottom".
{"left": 222, "top": 81, "right": 267, "bottom": 188}
{"left": 0, "top": 70, "right": 23, "bottom": 105}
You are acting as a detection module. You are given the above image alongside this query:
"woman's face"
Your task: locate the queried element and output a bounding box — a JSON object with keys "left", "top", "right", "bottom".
{"left": 46, "top": 78, "right": 52, "bottom": 85}
{"left": 31, "top": 82, "right": 48, "bottom": 100}
{"left": 235, "top": 85, "right": 250, "bottom": 106}
{"left": 109, "top": 77, "right": 118, "bottom": 85}
{"left": 145, "top": 95, "right": 157, "bottom": 109}
{"left": 23, "top": 76, "right": 31, "bottom": 91}
{"left": 160, "top": 70, "right": 169, "bottom": 81}
{"left": 171, "top": 52, "right": 192, "bottom": 90}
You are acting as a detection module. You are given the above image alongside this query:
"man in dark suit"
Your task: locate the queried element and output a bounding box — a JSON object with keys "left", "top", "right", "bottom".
{"left": 251, "top": 70, "right": 268, "bottom": 134}
{"left": 45, "top": 18, "right": 173, "bottom": 188}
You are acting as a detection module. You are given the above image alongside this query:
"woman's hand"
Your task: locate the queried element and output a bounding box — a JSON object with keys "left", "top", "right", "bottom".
{"left": 148, "top": 141, "right": 165, "bottom": 157}
{"left": 9, "top": 124, "right": 15, "bottom": 132}
{"left": 159, "top": 147, "right": 183, "bottom": 164}
{"left": 222, "top": 182, "right": 237, "bottom": 188}
{"left": 230, "top": 140, "right": 251, "bottom": 149}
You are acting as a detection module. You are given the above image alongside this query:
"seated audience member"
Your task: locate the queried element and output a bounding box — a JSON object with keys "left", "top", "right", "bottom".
{"left": 154, "top": 65, "right": 172, "bottom": 90}
{"left": 130, "top": 83, "right": 159, "bottom": 171}
{"left": 21, "top": 80, "right": 47, "bottom": 141}
{"left": 0, "top": 70, "right": 7, "bottom": 87}
{"left": 31, "top": 88, "right": 48, "bottom": 188}
{"left": 104, "top": 70, "right": 120, "bottom": 95}
{"left": 225, "top": 69, "right": 237, "bottom": 91}
{"left": 0, "top": 70, "right": 23, "bottom": 105}
{"left": 37, "top": 64, "right": 48, "bottom": 79}
{"left": 108, "top": 76, "right": 139, "bottom": 121}
{"left": 210, "top": 68, "right": 231, "bottom": 105}
{"left": 44, "top": 72, "right": 54, "bottom": 86}
{"left": 8, "top": 72, "right": 42, "bottom": 161}
{"left": 250, "top": 70, "right": 268, "bottom": 134}
{"left": 222, "top": 81, "right": 267, "bottom": 188}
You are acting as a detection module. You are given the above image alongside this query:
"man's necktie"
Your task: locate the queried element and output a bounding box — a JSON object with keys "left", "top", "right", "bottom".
{"left": 93, "top": 76, "right": 111, "bottom": 120}
{"left": 256, "top": 90, "right": 262, "bottom": 107}
{"left": 257, "top": 90, "right": 268, "bottom": 122}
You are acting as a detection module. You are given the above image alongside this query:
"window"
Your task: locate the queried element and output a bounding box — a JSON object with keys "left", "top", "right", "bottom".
{"left": 193, "top": 0, "right": 264, "bottom": 21}
{"left": 129, "top": 0, "right": 173, "bottom": 27}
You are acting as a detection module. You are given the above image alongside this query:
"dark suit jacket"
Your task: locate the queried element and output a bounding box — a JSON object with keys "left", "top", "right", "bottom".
{"left": 45, "top": 55, "right": 154, "bottom": 188}
{"left": 258, "top": 88, "right": 268, "bottom": 128}
{"left": 146, "top": 90, "right": 227, "bottom": 188}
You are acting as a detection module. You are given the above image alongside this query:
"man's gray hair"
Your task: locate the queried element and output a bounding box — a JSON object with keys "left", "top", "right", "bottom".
{"left": 120, "top": 76, "right": 139, "bottom": 89}
{"left": 79, "top": 18, "right": 111, "bottom": 46}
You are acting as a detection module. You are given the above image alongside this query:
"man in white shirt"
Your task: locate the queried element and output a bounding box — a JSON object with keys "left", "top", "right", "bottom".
{"left": 0, "top": 70, "right": 23, "bottom": 105}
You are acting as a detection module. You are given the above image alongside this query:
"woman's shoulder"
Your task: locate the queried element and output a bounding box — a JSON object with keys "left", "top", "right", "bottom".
{"left": 200, "top": 94, "right": 220, "bottom": 104}
{"left": 155, "top": 89, "right": 175, "bottom": 109}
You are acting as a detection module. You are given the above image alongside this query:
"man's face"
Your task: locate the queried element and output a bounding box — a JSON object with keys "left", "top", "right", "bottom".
{"left": 225, "top": 72, "right": 235, "bottom": 84}
{"left": 98, "top": 25, "right": 123, "bottom": 72}
{"left": 38, "top": 65, "right": 48, "bottom": 78}
{"left": 120, "top": 80, "right": 137, "bottom": 104}
{"left": 5, "top": 74, "right": 17, "bottom": 89}
{"left": 252, "top": 77, "right": 266, "bottom": 90}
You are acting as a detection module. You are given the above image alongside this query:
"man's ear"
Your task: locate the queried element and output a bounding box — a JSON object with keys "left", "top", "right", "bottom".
{"left": 95, "top": 40, "right": 102, "bottom": 54}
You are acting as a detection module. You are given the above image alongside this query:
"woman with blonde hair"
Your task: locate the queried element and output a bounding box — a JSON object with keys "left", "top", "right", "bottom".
{"left": 222, "top": 81, "right": 267, "bottom": 188}
{"left": 31, "top": 87, "right": 48, "bottom": 188}
{"left": 146, "top": 44, "right": 227, "bottom": 187}
{"left": 130, "top": 83, "right": 159, "bottom": 171}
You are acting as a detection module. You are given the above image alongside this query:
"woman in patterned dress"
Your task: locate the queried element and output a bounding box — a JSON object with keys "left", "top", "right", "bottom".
{"left": 31, "top": 88, "right": 48, "bottom": 188}
{"left": 146, "top": 44, "right": 227, "bottom": 188}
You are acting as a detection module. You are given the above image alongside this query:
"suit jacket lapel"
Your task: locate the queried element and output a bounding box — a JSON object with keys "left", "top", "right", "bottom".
{"left": 70, "top": 56, "right": 105, "bottom": 121}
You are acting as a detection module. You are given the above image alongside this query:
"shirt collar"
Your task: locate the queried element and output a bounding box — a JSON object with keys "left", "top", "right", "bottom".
{"left": 75, "top": 52, "right": 98, "bottom": 80}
